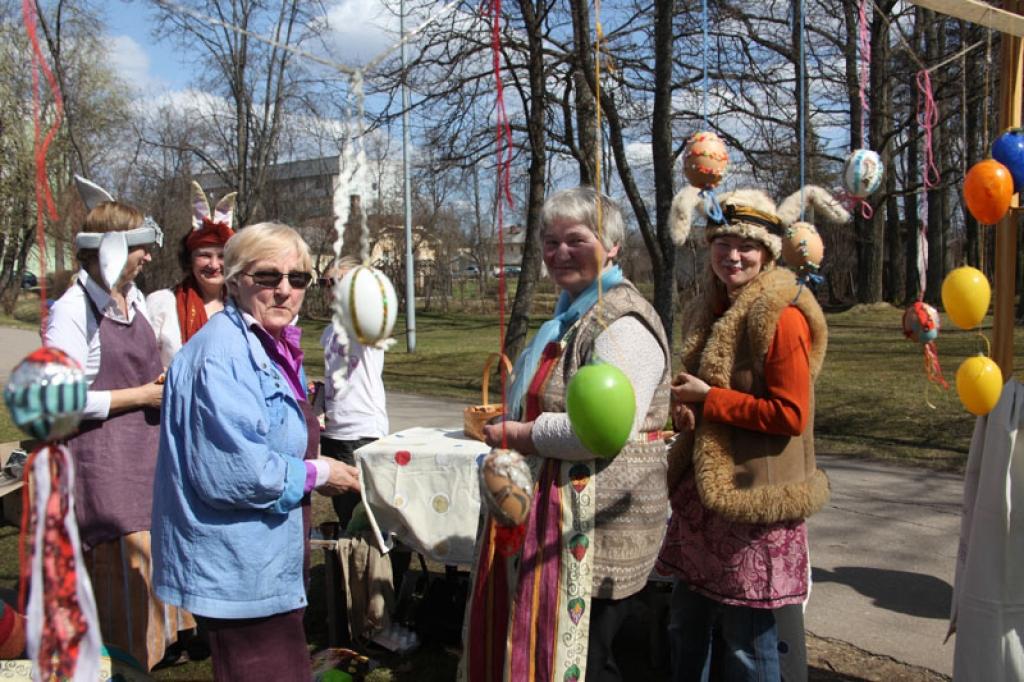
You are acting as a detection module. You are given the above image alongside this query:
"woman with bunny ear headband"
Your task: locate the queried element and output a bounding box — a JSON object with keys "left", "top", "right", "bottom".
{"left": 146, "top": 181, "right": 236, "bottom": 368}
{"left": 656, "top": 183, "right": 847, "bottom": 682}
{"left": 43, "top": 175, "right": 190, "bottom": 671}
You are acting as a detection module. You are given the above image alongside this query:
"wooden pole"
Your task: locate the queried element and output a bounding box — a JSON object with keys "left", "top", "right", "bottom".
{"left": 994, "top": 0, "right": 1024, "bottom": 379}
{"left": 909, "top": 0, "right": 1024, "bottom": 37}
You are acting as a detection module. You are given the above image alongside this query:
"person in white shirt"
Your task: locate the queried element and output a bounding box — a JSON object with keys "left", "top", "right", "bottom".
{"left": 318, "top": 256, "right": 388, "bottom": 528}
{"left": 43, "top": 175, "right": 188, "bottom": 670}
{"left": 147, "top": 181, "right": 236, "bottom": 368}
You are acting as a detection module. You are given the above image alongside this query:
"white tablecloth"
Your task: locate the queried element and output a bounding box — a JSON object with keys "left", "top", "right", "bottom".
{"left": 355, "top": 427, "right": 489, "bottom": 565}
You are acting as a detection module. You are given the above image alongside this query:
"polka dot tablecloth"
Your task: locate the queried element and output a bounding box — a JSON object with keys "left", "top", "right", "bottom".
{"left": 355, "top": 427, "right": 491, "bottom": 565}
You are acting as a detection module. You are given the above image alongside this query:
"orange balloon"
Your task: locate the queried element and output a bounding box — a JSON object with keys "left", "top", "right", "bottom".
{"left": 964, "top": 159, "right": 1014, "bottom": 225}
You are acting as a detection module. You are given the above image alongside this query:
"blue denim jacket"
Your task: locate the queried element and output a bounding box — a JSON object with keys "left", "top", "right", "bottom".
{"left": 151, "top": 304, "right": 309, "bottom": 619}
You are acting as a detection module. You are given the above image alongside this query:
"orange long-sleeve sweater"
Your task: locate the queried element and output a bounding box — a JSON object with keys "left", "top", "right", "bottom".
{"left": 702, "top": 305, "right": 811, "bottom": 437}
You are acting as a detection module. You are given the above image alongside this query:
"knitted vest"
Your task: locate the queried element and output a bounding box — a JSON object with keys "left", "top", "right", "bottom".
{"left": 541, "top": 281, "right": 672, "bottom": 599}
{"left": 674, "top": 267, "right": 830, "bottom": 524}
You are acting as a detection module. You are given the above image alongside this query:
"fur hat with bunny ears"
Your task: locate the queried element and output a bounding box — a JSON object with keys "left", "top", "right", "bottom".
{"left": 185, "top": 180, "right": 236, "bottom": 252}
{"left": 670, "top": 184, "right": 850, "bottom": 260}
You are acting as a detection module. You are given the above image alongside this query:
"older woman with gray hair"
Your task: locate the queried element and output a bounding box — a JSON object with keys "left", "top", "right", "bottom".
{"left": 460, "top": 186, "right": 672, "bottom": 682}
{"left": 151, "top": 222, "right": 360, "bottom": 681}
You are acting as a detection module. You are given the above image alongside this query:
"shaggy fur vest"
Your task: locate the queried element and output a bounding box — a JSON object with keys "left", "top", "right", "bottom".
{"left": 672, "top": 267, "right": 830, "bottom": 524}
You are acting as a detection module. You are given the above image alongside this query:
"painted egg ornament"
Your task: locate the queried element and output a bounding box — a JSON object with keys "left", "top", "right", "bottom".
{"left": 479, "top": 448, "right": 533, "bottom": 527}
{"left": 991, "top": 127, "right": 1024, "bottom": 193}
{"left": 941, "top": 266, "right": 991, "bottom": 330}
{"left": 963, "top": 158, "right": 1014, "bottom": 225}
{"left": 956, "top": 354, "right": 1003, "bottom": 416}
{"left": 335, "top": 265, "right": 398, "bottom": 345}
{"left": 902, "top": 302, "right": 940, "bottom": 344}
{"left": 566, "top": 362, "right": 636, "bottom": 459}
{"left": 842, "top": 149, "right": 884, "bottom": 198}
{"left": 683, "top": 131, "right": 729, "bottom": 189}
{"left": 4, "top": 347, "right": 87, "bottom": 442}
{"left": 781, "top": 222, "right": 824, "bottom": 273}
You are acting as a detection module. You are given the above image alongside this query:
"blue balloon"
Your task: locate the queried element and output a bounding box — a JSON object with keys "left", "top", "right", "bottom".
{"left": 992, "top": 128, "right": 1024, "bottom": 193}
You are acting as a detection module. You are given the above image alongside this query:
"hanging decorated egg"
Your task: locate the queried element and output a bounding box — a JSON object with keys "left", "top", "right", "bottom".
{"left": 335, "top": 265, "right": 398, "bottom": 345}
{"left": 963, "top": 159, "right": 1014, "bottom": 225}
{"left": 991, "top": 127, "right": 1024, "bottom": 193}
{"left": 683, "top": 131, "right": 729, "bottom": 189}
{"left": 781, "top": 222, "right": 824, "bottom": 273}
{"left": 902, "top": 301, "right": 940, "bottom": 344}
{"left": 479, "top": 448, "right": 533, "bottom": 527}
{"left": 941, "top": 266, "right": 991, "bottom": 330}
{"left": 4, "top": 347, "right": 87, "bottom": 442}
{"left": 566, "top": 362, "right": 636, "bottom": 459}
{"left": 956, "top": 354, "right": 1003, "bottom": 416}
{"left": 842, "top": 149, "right": 884, "bottom": 198}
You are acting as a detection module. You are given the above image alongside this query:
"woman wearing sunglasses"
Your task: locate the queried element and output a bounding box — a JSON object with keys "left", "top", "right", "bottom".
{"left": 151, "top": 222, "right": 360, "bottom": 681}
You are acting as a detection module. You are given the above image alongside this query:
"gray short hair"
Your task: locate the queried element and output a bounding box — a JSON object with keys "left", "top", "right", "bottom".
{"left": 223, "top": 222, "right": 312, "bottom": 284}
{"left": 540, "top": 186, "right": 626, "bottom": 251}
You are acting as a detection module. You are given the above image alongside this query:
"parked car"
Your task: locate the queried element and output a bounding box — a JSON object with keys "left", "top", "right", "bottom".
{"left": 20, "top": 272, "right": 38, "bottom": 289}
{"left": 503, "top": 265, "right": 521, "bottom": 275}
{"left": 463, "top": 265, "right": 480, "bottom": 276}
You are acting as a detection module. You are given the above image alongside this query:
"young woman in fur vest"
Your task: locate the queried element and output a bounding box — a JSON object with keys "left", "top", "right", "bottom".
{"left": 657, "top": 185, "right": 847, "bottom": 681}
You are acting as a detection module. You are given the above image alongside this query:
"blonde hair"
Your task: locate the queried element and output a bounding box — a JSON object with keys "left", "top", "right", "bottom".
{"left": 223, "top": 222, "right": 312, "bottom": 284}
{"left": 324, "top": 255, "right": 362, "bottom": 279}
{"left": 76, "top": 201, "right": 145, "bottom": 265}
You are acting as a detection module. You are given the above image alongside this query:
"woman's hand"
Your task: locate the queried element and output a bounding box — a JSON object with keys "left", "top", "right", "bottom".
{"left": 317, "top": 457, "right": 361, "bottom": 495}
{"left": 483, "top": 420, "right": 537, "bottom": 455}
{"left": 672, "top": 401, "right": 697, "bottom": 432}
{"left": 671, "top": 372, "right": 711, "bottom": 403}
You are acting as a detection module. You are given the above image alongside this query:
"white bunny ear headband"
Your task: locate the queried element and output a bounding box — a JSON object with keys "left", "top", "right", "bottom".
{"left": 670, "top": 183, "right": 850, "bottom": 259}
{"left": 190, "top": 180, "right": 237, "bottom": 232}
{"left": 73, "top": 175, "right": 164, "bottom": 290}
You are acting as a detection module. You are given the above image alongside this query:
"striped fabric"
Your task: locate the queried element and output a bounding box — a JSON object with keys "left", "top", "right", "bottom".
{"left": 84, "top": 531, "right": 193, "bottom": 670}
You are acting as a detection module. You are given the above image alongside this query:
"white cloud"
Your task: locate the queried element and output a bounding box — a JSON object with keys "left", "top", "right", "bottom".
{"left": 105, "top": 34, "right": 158, "bottom": 91}
{"left": 322, "top": 0, "right": 400, "bottom": 67}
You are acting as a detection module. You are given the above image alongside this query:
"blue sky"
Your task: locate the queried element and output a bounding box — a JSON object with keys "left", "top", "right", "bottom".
{"left": 100, "top": 0, "right": 403, "bottom": 94}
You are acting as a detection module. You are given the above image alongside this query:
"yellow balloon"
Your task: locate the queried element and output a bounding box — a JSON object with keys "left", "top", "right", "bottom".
{"left": 956, "top": 355, "right": 1003, "bottom": 416}
{"left": 941, "top": 266, "right": 991, "bottom": 330}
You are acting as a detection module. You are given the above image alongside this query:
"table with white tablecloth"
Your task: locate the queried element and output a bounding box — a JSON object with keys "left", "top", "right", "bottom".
{"left": 355, "top": 427, "right": 489, "bottom": 565}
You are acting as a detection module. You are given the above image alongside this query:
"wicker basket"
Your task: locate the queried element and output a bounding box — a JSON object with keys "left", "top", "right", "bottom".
{"left": 463, "top": 352, "right": 513, "bottom": 441}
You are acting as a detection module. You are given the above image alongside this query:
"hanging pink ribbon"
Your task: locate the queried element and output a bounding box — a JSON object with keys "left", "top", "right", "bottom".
{"left": 857, "top": 0, "right": 871, "bottom": 143}
{"left": 22, "top": 0, "right": 64, "bottom": 330}
{"left": 835, "top": 190, "right": 874, "bottom": 220}
{"left": 490, "top": 0, "right": 513, "bottom": 445}
{"left": 915, "top": 69, "right": 940, "bottom": 298}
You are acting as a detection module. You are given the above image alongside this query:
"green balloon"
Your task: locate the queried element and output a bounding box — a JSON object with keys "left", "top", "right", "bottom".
{"left": 566, "top": 363, "right": 636, "bottom": 458}
{"left": 320, "top": 669, "right": 353, "bottom": 682}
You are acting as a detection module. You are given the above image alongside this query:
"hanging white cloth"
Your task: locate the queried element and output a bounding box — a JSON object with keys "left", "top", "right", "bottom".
{"left": 949, "top": 378, "right": 1024, "bottom": 680}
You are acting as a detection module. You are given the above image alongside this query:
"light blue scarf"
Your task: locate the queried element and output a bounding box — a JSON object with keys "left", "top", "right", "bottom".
{"left": 507, "top": 265, "right": 624, "bottom": 419}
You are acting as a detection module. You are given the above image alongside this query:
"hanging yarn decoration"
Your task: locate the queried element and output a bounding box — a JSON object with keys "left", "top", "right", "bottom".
{"left": 901, "top": 302, "right": 949, "bottom": 402}
{"left": 4, "top": 347, "right": 102, "bottom": 681}
{"left": 328, "top": 70, "right": 398, "bottom": 400}
{"left": 684, "top": 131, "right": 728, "bottom": 222}
{"left": 14, "top": 3, "right": 102, "bottom": 679}
{"left": 781, "top": 221, "right": 825, "bottom": 282}
{"left": 838, "top": 0, "right": 881, "bottom": 219}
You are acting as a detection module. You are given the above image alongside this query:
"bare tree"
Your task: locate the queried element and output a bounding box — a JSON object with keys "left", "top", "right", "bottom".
{"left": 149, "top": 0, "right": 325, "bottom": 225}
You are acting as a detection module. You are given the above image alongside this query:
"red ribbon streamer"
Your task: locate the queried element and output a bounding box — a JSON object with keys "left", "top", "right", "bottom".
{"left": 22, "top": 0, "right": 65, "bottom": 332}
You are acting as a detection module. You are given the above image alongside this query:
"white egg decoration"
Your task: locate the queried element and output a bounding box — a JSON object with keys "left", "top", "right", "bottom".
{"left": 335, "top": 265, "right": 398, "bottom": 345}
{"left": 842, "top": 149, "right": 884, "bottom": 198}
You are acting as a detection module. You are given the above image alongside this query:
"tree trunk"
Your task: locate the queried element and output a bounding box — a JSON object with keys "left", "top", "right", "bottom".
{"left": 504, "top": 0, "right": 548, "bottom": 362}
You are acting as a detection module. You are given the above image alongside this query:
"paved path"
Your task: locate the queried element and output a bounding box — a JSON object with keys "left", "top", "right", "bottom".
{"left": 0, "top": 326, "right": 960, "bottom": 676}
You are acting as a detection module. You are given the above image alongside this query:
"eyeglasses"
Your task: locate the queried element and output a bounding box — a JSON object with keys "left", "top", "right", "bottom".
{"left": 244, "top": 270, "right": 313, "bottom": 289}
{"left": 317, "top": 277, "right": 336, "bottom": 288}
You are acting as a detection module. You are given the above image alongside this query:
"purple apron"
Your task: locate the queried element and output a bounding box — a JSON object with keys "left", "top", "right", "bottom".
{"left": 69, "top": 288, "right": 162, "bottom": 551}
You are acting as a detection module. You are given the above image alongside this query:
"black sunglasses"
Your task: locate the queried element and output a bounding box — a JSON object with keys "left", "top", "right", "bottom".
{"left": 244, "top": 270, "right": 313, "bottom": 289}
{"left": 317, "top": 277, "right": 336, "bottom": 287}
